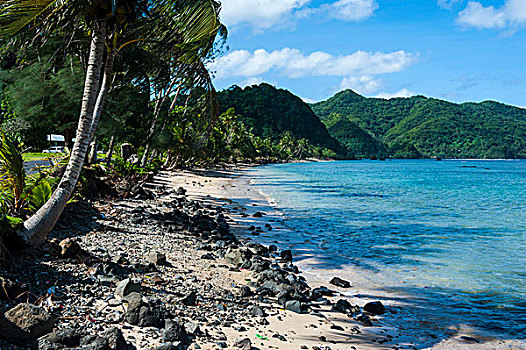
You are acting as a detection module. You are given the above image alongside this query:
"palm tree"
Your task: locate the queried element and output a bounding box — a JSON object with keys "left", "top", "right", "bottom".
{"left": 0, "top": 0, "right": 225, "bottom": 246}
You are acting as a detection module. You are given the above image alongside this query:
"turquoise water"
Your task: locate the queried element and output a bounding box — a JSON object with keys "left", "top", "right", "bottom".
{"left": 251, "top": 160, "right": 526, "bottom": 339}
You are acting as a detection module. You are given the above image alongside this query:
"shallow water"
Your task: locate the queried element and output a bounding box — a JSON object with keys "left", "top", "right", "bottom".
{"left": 250, "top": 160, "right": 526, "bottom": 341}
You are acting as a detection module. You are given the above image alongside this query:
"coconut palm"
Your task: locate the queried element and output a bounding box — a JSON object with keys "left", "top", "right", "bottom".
{"left": 0, "top": 0, "right": 225, "bottom": 246}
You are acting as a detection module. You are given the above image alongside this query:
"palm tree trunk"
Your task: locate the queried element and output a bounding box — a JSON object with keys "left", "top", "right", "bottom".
{"left": 140, "top": 98, "right": 163, "bottom": 167}
{"left": 106, "top": 135, "right": 115, "bottom": 166}
{"left": 88, "top": 136, "right": 98, "bottom": 163}
{"left": 162, "top": 151, "right": 172, "bottom": 168}
{"left": 140, "top": 122, "right": 156, "bottom": 167}
{"left": 88, "top": 51, "right": 115, "bottom": 164}
{"left": 19, "top": 19, "right": 107, "bottom": 247}
{"left": 140, "top": 81, "right": 178, "bottom": 167}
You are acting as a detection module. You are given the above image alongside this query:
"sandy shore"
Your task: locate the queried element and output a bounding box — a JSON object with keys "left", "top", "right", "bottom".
{"left": 168, "top": 165, "right": 526, "bottom": 350}
{"left": 168, "top": 166, "right": 407, "bottom": 350}
{"left": 4, "top": 165, "right": 522, "bottom": 350}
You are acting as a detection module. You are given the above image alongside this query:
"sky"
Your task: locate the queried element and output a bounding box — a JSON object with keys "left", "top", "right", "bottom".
{"left": 209, "top": 0, "right": 526, "bottom": 107}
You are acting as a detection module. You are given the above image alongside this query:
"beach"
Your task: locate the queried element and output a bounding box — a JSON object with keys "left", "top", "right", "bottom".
{"left": 169, "top": 164, "right": 526, "bottom": 350}
{"left": 3, "top": 165, "right": 524, "bottom": 350}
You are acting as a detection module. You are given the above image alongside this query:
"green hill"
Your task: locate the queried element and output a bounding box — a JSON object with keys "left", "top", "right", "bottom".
{"left": 325, "top": 118, "right": 387, "bottom": 158}
{"left": 312, "top": 90, "right": 526, "bottom": 159}
{"left": 218, "top": 84, "right": 343, "bottom": 153}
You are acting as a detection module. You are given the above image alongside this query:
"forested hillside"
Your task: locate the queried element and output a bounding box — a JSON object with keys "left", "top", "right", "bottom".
{"left": 312, "top": 90, "right": 526, "bottom": 159}
{"left": 218, "top": 84, "right": 343, "bottom": 153}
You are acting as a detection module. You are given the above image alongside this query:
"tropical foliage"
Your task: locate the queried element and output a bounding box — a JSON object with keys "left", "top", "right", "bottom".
{"left": 176, "top": 108, "right": 336, "bottom": 164}
{"left": 0, "top": 132, "right": 55, "bottom": 217}
{"left": 218, "top": 83, "right": 343, "bottom": 154}
{"left": 312, "top": 89, "right": 526, "bottom": 159}
{"left": 0, "top": 0, "right": 227, "bottom": 245}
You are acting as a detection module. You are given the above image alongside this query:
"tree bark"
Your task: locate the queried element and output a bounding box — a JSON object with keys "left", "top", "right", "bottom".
{"left": 63, "top": 128, "right": 73, "bottom": 150}
{"left": 88, "top": 136, "right": 98, "bottom": 163}
{"left": 162, "top": 151, "right": 172, "bottom": 168}
{"left": 106, "top": 135, "right": 115, "bottom": 166}
{"left": 19, "top": 19, "right": 107, "bottom": 246}
{"left": 88, "top": 51, "right": 115, "bottom": 164}
{"left": 140, "top": 81, "right": 178, "bottom": 167}
{"left": 140, "top": 98, "right": 163, "bottom": 167}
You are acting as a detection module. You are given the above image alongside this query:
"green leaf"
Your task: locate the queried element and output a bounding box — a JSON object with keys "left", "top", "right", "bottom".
{"left": 29, "top": 180, "right": 52, "bottom": 212}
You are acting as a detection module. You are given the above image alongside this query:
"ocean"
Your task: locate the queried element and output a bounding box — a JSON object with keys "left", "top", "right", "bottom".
{"left": 247, "top": 159, "right": 526, "bottom": 343}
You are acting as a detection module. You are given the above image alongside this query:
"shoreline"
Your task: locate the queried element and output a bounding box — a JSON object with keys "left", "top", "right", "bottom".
{"left": 169, "top": 166, "right": 412, "bottom": 350}
{"left": 2, "top": 165, "right": 523, "bottom": 349}
{"left": 169, "top": 164, "right": 526, "bottom": 350}
{"left": 1, "top": 166, "right": 406, "bottom": 350}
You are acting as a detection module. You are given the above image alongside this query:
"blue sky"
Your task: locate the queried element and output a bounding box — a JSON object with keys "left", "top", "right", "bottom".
{"left": 210, "top": 0, "right": 526, "bottom": 107}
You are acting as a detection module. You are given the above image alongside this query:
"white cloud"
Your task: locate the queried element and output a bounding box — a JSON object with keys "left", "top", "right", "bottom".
{"left": 457, "top": 2, "right": 506, "bottom": 28}
{"left": 339, "top": 75, "right": 382, "bottom": 94}
{"left": 320, "top": 0, "right": 378, "bottom": 21}
{"left": 457, "top": 0, "right": 526, "bottom": 29}
{"left": 209, "top": 48, "right": 417, "bottom": 80}
{"left": 219, "top": 0, "right": 378, "bottom": 30}
{"left": 219, "top": 0, "right": 308, "bottom": 30}
{"left": 375, "top": 89, "right": 415, "bottom": 99}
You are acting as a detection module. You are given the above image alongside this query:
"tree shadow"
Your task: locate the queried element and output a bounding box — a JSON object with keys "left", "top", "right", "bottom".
{"left": 50, "top": 200, "right": 103, "bottom": 240}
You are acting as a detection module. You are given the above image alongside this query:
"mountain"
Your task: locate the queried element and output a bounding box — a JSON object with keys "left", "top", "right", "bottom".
{"left": 218, "top": 84, "right": 343, "bottom": 152}
{"left": 324, "top": 118, "right": 388, "bottom": 157}
{"left": 312, "top": 90, "right": 526, "bottom": 159}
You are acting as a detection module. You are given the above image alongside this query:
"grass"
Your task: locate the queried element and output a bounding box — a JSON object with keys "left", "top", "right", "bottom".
{"left": 23, "top": 152, "right": 108, "bottom": 162}
{"left": 22, "top": 153, "right": 52, "bottom": 161}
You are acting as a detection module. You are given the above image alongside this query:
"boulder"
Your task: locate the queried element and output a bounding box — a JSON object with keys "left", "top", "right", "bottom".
{"left": 239, "top": 286, "right": 252, "bottom": 298}
{"left": 4, "top": 303, "right": 55, "bottom": 341}
{"left": 363, "top": 301, "right": 385, "bottom": 315}
{"left": 116, "top": 278, "right": 141, "bottom": 298}
{"left": 224, "top": 248, "right": 252, "bottom": 266}
{"left": 285, "top": 300, "right": 302, "bottom": 313}
{"left": 280, "top": 250, "right": 293, "bottom": 262}
{"left": 234, "top": 337, "right": 252, "bottom": 350}
{"left": 310, "top": 286, "right": 334, "bottom": 298}
{"left": 112, "top": 254, "right": 126, "bottom": 265}
{"left": 120, "top": 143, "right": 134, "bottom": 160}
{"left": 460, "top": 336, "right": 480, "bottom": 343}
{"left": 59, "top": 238, "right": 89, "bottom": 259}
{"left": 331, "top": 299, "right": 359, "bottom": 315}
{"left": 39, "top": 328, "right": 82, "bottom": 348}
{"left": 162, "top": 319, "right": 189, "bottom": 344}
{"left": 176, "top": 187, "right": 187, "bottom": 196}
{"left": 250, "top": 306, "right": 267, "bottom": 317}
{"left": 251, "top": 260, "right": 270, "bottom": 273}
{"left": 79, "top": 334, "right": 109, "bottom": 349}
{"left": 102, "top": 327, "right": 129, "bottom": 350}
{"left": 184, "top": 322, "right": 201, "bottom": 336}
{"left": 329, "top": 277, "right": 351, "bottom": 288}
{"left": 137, "top": 306, "right": 157, "bottom": 327}
{"left": 146, "top": 252, "right": 167, "bottom": 266}
{"left": 179, "top": 291, "right": 197, "bottom": 306}
{"left": 356, "top": 313, "right": 373, "bottom": 326}
{"left": 125, "top": 293, "right": 157, "bottom": 327}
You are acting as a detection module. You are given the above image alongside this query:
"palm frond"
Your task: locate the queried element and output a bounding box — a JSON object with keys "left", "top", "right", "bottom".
{"left": 0, "top": 0, "right": 63, "bottom": 37}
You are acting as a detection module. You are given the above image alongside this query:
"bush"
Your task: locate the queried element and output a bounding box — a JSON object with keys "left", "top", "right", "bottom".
{"left": 111, "top": 156, "right": 161, "bottom": 177}
{"left": 0, "top": 131, "right": 56, "bottom": 217}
